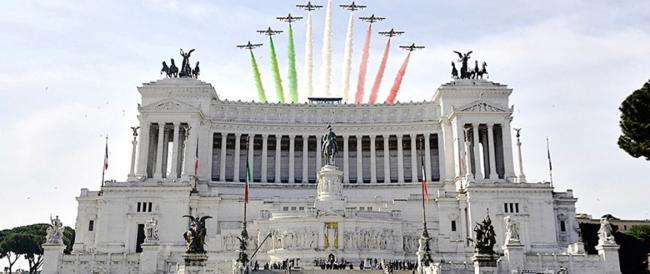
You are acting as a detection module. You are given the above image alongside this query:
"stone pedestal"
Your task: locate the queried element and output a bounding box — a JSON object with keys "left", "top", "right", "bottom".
{"left": 139, "top": 243, "right": 160, "bottom": 274}
{"left": 314, "top": 165, "right": 345, "bottom": 212}
{"left": 503, "top": 243, "right": 525, "bottom": 272}
{"left": 567, "top": 241, "right": 585, "bottom": 254}
{"left": 597, "top": 244, "right": 621, "bottom": 274}
{"left": 178, "top": 253, "right": 208, "bottom": 274}
{"left": 41, "top": 243, "right": 65, "bottom": 274}
{"left": 472, "top": 253, "right": 498, "bottom": 274}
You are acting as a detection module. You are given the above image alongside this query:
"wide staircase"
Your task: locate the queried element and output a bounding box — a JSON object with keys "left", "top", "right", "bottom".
{"left": 251, "top": 270, "right": 413, "bottom": 274}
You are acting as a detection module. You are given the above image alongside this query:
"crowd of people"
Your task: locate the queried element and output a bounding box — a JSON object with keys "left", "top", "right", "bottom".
{"left": 250, "top": 258, "right": 418, "bottom": 272}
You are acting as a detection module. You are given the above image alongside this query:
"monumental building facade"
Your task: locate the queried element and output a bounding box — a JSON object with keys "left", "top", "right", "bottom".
{"left": 41, "top": 77, "right": 622, "bottom": 274}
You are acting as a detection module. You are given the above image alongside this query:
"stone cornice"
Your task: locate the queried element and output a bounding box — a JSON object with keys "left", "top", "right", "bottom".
{"left": 208, "top": 121, "right": 442, "bottom": 135}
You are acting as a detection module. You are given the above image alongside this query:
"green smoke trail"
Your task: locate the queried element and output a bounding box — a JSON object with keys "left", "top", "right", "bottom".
{"left": 269, "top": 37, "right": 285, "bottom": 103}
{"left": 249, "top": 50, "right": 267, "bottom": 103}
{"left": 288, "top": 24, "right": 298, "bottom": 103}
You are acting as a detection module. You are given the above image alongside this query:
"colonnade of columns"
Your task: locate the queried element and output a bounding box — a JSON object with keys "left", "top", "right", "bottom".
{"left": 211, "top": 133, "right": 442, "bottom": 184}
{"left": 460, "top": 122, "right": 509, "bottom": 180}
{"left": 136, "top": 121, "right": 192, "bottom": 179}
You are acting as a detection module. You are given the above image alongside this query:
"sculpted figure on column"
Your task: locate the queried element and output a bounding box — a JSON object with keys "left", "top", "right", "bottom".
{"left": 503, "top": 216, "right": 519, "bottom": 244}
{"left": 321, "top": 124, "right": 338, "bottom": 165}
{"left": 598, "top": 217, "right": 616, "bottom": 245}
{"left": 144, "top": 217, "right": 159, "bottom": 242}
{"left": 46, "top": 215, "right": 65, "bottom": 244}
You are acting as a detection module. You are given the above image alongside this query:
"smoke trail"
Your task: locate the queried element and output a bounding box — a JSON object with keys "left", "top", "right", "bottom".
{"left": 288, "top": 24, "right": 298, "bottom": 103}
{"left": 304, "top": 13, "right": 313, "bottom": 98}
{"left": 355, "top": 23, "right": 372, "bottom": 104}
{"left": 249, "top": 50, "right": 267, "bottom": 103}
{"left": 320, "top": 0, "right": 333, "bottom": 96}
{"left": 384, "top": 52, "right": 411, "bottom": 104}
{"left": 269, "top": 37, "right": 285, "bottom": 103}
{"left": 368, "top": 38, "right": 391, "bottom": 104}
{"left": 341, "top": 12, "right": 355, "bottom": 102}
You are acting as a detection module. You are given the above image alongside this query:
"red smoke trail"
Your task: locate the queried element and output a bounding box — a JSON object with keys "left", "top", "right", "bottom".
{"left": 368, "top": 38, "right": 391, "bottom": 104}
{"left": 384, "top": 52, "right": 411, "bottom": 104}
{"left": 355, "top": 24, "right": 372, "bottom": 104}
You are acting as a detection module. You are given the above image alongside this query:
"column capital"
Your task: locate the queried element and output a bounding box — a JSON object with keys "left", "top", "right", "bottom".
{"left": 382, "top": 134, "right": 390, "bottom": 139}
{"left": 343, "top": 135, "right": 350, "bottom": 140}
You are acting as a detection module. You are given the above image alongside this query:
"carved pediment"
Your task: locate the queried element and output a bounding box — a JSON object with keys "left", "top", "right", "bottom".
{"left": 139, "top": 98, "right": 199, "bottom": 113}
{"left": 457, "top": 100, "right": 508, "bottom": 113}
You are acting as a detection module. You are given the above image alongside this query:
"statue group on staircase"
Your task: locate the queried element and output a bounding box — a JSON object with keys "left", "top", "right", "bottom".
{"left": 451, "top": 50, "right": 489, "bottom": 80}
{"left": 161, "top": 48, "right": 200, "bottom": 79}
{"left": 182, "top": 215, "right": 212, "bottom": 253}
{"left": 472, "top": 210, "right": 496, "bottom": 254}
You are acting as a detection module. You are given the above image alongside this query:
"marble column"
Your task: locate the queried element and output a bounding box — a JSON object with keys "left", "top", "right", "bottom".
{"left": 169, "top": 123, "right": 181, "bottom": 178}
{"left": 472, "top": 124, "right": 484, "bottom": 180}
{"left": 302, "top": 135, "right": 309, "bottom": 183}
{"left": 437, "top": 132, "right": 446, "bottom": 181}
{"left": 501, "top": 122, "right": 516, "bottom": 180}
{"left": 248, "top": 134, "right": 255, "bottom": 181}
{"left": 370, "top": 136, "right": 377, "bottom": 183}
{"left": 289, "top": 135, "right": 295, "bottom": 183}
{"left": 275, "top": 135, "right": 282, "bottom": 183}
{"left": 128, "top": 127, "right": 139, "bottom": 179}
{"left": 233, "top": 133, "right": 241, "bottom": 182}
{"left": 261, "top": 134, "right": 268, "bottom": 183}
{"left": 135, "top": 122, "right": 150, "bottom": 177}
{"left": 383, "top": 135, "right": 390, "bottom": 183}
{"left": 397, "top": 135, "right": 404, "bottom": 183}
{"left": 515, "top": 129, "right": 526, "bottom": 183}
{"left": 343, "top": 135, "right": 349, "bottom": 183}
{"left": 487, "top": 124, "right": 498, "bottom": 180}
{"left": 316, "top": 135, "right": 322, "bottom": 170}
{"left": 154, "top": 123, "right": 165, "bottom": 179}
{"left": 220, "top": 133, "right": 227, "bottom": 181}
{"left": 410, "top": 134, "right": 418, "bottom": 182}
{"left": 424, "top": 133, "right": 432, "bottom": 182}
{"left": 463, "top": 127, "right": 473, "bottom": 180}
{"left": 356, "top": 136, "right": 363, "bottom": 183}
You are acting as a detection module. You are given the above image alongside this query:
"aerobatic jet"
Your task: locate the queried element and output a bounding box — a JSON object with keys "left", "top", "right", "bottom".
{"left": 236, "top": 41, "right": 263, "bottom": 50}
{"left": 340, "top": 1, "right": 367, "bottom": 11}
{"left": 277, "top": 13, "right": 303, "bottom": 23}
{"left": 399, "top": 43, "right": 425, "bottom": 51}
{"left": 257, "top": 27, "right": 283, "bottom": 37}
{"left": 359, "top": 14, "right": 385, "bottom": 24}
{"left": 379, "top": 28, "right": 405, "bottom": 37}
{"left": 296, "top": 1, "right": 323, "bottom": 11}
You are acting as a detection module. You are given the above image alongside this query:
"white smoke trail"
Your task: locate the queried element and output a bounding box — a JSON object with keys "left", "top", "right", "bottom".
{"left": 341, "top": 12, "right": 354, "bottom": 102}
{"left": 304, "top": 12, "right": 313, "bottom": 99}
{"left": 320, "top": 0, "right": 333, "bottom": 96}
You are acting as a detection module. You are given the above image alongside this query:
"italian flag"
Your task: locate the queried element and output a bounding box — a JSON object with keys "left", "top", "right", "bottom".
{"left": 421, "top": 162, "right": 429, "bottom": 202}
{"left": 245, "top": 161, "right": 251, "bottom": 204}
{"left": 194, "top": 137, "right": 199, "bottom": 176}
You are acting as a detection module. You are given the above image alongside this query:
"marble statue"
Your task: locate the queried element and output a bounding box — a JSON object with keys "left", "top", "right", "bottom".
{"left": 46, "top": 215, "right": 65, "bottom": 245}
{"left": 182, "top": 215, "right": 212, "bottom": 253}
{"left": 321, "top": 125, "right": 338, "bottom": 165}
{"left": 598, "top": 217, "right": 616, "bottom": 245}
{"left": 144, "top": 217, "right": 159, "bottom": 242}
{"left": 504, "top": 215, "right": 520, "bottom": 244}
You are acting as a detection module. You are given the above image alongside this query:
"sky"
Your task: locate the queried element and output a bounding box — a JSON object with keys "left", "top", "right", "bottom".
{"left": 1, "top": 0, "right": 649, "bottom": 245}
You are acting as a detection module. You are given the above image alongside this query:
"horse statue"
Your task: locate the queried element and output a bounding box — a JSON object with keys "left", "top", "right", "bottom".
{"left": 321, "top": 125, "right": 338, "bottom": 166}
{"left": 169, "top": 58, "right": 179, "bottom": 77}
{"left": 453, "top": 50, "right": 472, "bottom": 79}
{"left": 451, "top": 62, "right": 459, "bottom": 79}
{"left": 161, "top": 61, "right": 171, "bottom": 77}
{"left": 182, "top": 215, "right": 212, "bottom": 253}
{"left": 471, "top": 60, "right": 480, "bottom": 79}
{"left": 478, "top": 61, "right": 489, "bottom": 79}
{"left": 179, "top": 48, "right": 195, "bottom": 78}
{"left": 192, "top": 61, "right": 200, "bottom": 78}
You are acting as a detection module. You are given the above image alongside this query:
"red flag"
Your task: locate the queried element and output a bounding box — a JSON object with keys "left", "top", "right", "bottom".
{"left": 421, "top": 162, "right": 429, "bottom": 202}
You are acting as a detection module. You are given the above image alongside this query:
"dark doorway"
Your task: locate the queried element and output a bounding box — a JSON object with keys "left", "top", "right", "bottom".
{"left": 136, "top": 224, "right": 145, "bottom": 253}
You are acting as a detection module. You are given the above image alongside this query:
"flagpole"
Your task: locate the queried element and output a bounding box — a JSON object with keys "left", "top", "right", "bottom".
{"left": 237, "top": 135, "right": 251, "bottom": 269}
{"left": 417, "top": 136, "right": 432, "bottom": 273}
{"left": 101, "top": 136, "right": 108, "bottom": 187}
{"left": 546, "top": 137, "right": 553, "bottom": 187}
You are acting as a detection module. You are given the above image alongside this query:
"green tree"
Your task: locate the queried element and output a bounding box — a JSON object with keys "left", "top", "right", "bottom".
{"left": 618, "top": 79, "right": 650, "bottom": 160}
{"left": 627, "top": 225, "right": 650, "bottom": 243}
{"left": 0, "top": 224, "right": 75, "bottom": 274}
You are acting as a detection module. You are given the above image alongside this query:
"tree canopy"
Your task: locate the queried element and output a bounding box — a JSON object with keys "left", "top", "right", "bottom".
{"left": 618, "top": 79, "right": 650, "bottom": 160}
{"left": 0, "top": 223, "right": 75, "bottom": 274}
